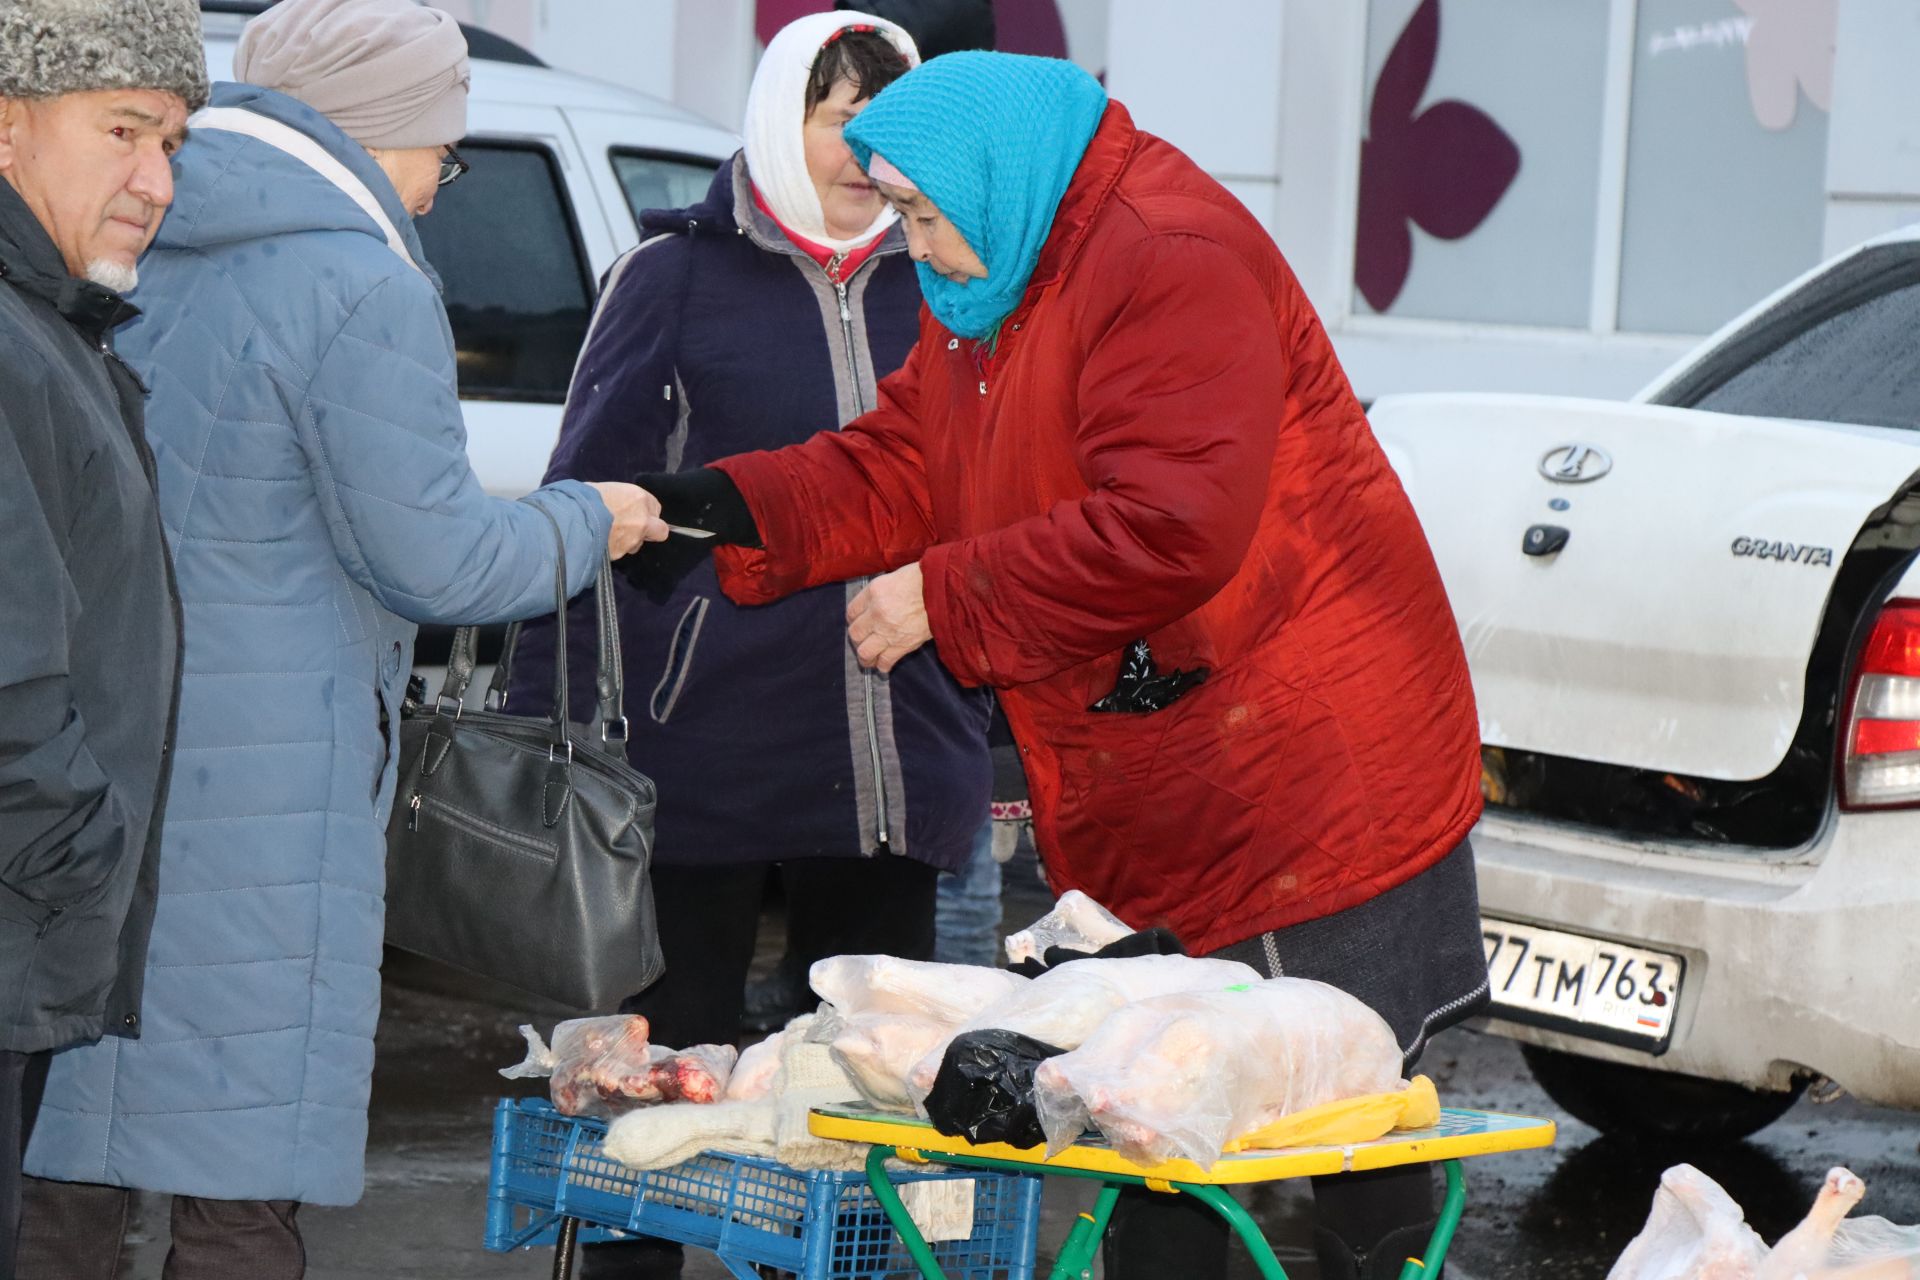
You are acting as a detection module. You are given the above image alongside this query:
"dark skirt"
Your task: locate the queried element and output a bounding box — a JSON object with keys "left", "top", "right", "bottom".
{"left": 1208, "top": 838, "right": 1489, "bottom": 1070}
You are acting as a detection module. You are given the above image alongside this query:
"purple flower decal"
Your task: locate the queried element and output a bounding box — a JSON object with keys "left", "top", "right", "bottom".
{"left": 1354, "top": 0, "right": 1520, "bottom": 313}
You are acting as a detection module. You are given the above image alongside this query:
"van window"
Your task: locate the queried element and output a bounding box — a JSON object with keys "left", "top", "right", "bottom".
{"left": 610, "top": 150, "right": 724, "bottom": 223}
{"left": 413, "top": 141, "right": 593, "bottom": 403}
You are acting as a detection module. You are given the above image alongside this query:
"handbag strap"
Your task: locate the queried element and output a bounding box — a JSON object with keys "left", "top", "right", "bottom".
{"left": 432, "top": 508, "right": 571, "bottom": 752}
{"left": 482, "top": 508, "right": 626, "bottom": 740}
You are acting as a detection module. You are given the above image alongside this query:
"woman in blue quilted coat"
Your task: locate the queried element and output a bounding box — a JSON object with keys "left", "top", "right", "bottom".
{"left": 19, "top": 1, "right": 663, "bottom": 1274}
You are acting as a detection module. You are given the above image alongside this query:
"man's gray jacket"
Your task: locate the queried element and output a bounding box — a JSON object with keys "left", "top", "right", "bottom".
{"left": 0, "top": 178, "right": 180, "bottom": 1053}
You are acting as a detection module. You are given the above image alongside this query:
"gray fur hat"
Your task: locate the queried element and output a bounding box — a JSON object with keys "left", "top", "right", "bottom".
{"left": 0, "top": 0, "right": 210, "bottom": 111}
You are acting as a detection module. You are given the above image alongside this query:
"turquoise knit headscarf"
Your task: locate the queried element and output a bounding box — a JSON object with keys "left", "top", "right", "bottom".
{"left": 844, "top": 51, "right": 1108, "bottom": 341}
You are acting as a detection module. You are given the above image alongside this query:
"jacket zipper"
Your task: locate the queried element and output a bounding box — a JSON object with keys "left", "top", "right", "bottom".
{"left": 405, "top": 790, "right": 557, "bottom": 863}
{"left": 830, "top": 253, "right": 893, "bottom": 857}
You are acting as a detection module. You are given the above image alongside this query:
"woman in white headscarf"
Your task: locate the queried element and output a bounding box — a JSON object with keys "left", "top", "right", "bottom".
{"left": 504, "top": 15, "right": 994, "bottom": 1275}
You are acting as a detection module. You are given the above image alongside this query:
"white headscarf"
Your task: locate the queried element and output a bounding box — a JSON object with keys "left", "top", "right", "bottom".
{"left": 743, "top": 11, "right": 920, "bottom": 253}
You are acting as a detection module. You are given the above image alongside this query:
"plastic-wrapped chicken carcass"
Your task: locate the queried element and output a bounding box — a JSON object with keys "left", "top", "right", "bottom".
{"left": 722, "top": 1028, "right": 790, "bottom": 1103}
{"left": 905, "top": 954, "right": 1262, "bottom": 1111}
{"left": 1031, "top": 978, "right": 1403, "bottom": 1168}
{"left": 1003, "top": 889, "right": 1133, "bottom": 967}
{"left": 499, "top": 1015, "right": 738, "bottom": 1118}
{"left": 809, "top": 954, "right": 1027, "bottom": 1024}
{"left": 828, "top": 1012, "right": 953, "bottom": 1110}
{"left": 1609, "top": 1163, "right": 1920, "bottom": 1280}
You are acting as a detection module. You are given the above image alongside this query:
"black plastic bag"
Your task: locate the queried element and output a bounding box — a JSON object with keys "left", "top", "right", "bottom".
{"left": 1087, "top": 638, "right": 1208, "bottom": 714}
{"left": 922, "top": 1029, "right": 1066, "bottom": 1148}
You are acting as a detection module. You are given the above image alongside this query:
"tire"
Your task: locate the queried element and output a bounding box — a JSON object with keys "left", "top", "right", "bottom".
{"left": 1520, "top": 1043, "right": 1805, "bottom": 1144}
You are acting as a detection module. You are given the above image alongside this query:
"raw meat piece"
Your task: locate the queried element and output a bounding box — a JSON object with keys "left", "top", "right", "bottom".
{"left": 498, "top": 1017, "right": 735, "bottom": 1117}
{"left": 1003, "top": 890, "right": 1133, "bottom": 966}
{"left": 1030, "top": 978, "right": 1402, "bottom": 1167}
{"left": 809, "top": 954, "right": 1026, "bottom": 1024}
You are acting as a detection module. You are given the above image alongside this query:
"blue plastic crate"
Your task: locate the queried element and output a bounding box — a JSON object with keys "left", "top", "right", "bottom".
{"left": 486, "top": 1097, "right": 1042, "bottom": 1279}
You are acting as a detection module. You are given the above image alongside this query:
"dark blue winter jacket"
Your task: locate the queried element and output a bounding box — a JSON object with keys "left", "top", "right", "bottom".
{"left": 509, "top": 156, "right": 992, "bottom": 870}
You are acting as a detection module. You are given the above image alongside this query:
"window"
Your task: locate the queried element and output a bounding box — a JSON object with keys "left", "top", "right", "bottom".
{"left": 1353, "top": 0, "right": 1837, "bottom": 337}
{"left": 1354, "top": 0, "right": 1610, "bottom": 327}
{"left": 1615, "top": 0, "right": 1831, "bottom": 334}
{"left": 413, "top": 141, "right": 593, "bottom": 403}
{"left": 1670, "top": 251, "right": 1920, "bottom": 430}
{"left": 609, "top": 150, "right": 725, "bottom": 225}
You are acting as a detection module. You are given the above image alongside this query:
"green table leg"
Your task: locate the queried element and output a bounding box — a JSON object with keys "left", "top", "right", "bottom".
{"left": 1398, "top": 1160, "right": 1467, "bottom": 1280}
{"left": 1180, "top": 1184, "right": 1291, "bottom": 1280}
{"left": 1047, "top": 1183, "right": 1120, "bottom": 1280}
{"left": 863, "top": 1146, "right": 950, "bottom": 1280}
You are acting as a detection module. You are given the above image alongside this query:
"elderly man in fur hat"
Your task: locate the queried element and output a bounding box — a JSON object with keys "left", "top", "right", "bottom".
{"left": 0, "top": 0, "right": 205, "bottom": 1270}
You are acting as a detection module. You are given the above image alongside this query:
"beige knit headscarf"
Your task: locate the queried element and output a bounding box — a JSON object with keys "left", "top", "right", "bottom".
{"left": 234, "top": 0, "right": 470, "bottom": 150}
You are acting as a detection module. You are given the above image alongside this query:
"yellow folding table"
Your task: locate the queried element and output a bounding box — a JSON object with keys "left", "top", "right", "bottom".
{"left": 808, "top": 1106, "right": 1555, "bottom": 1280}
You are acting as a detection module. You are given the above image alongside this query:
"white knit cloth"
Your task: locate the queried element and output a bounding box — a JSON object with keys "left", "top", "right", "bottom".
{"left": 741, "top": 10, "right": 919, "bottom": 253}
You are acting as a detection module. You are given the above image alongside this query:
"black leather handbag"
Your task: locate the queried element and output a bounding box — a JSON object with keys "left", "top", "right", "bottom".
{"left": 384, "top": 513, "right": 663, "bottom": 1009}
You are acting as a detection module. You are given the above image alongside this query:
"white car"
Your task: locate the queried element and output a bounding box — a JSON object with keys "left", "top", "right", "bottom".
{"left": 1369, "top": 226, "right": 1920, "bottom": 1141}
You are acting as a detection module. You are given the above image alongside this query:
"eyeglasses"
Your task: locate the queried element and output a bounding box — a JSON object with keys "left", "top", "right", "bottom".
{"left": 438, "top": 145, "right": 470, "bottom": 188}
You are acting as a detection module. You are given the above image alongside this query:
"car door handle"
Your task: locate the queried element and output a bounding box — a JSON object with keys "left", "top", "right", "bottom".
{"left": 1523, "top": 525, "right": 1570, "bottom": 557}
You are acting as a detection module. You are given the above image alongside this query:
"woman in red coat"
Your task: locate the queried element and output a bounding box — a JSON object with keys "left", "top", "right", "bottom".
{"left": 641, "top": 51, "right": 1490, "bottom": 1279}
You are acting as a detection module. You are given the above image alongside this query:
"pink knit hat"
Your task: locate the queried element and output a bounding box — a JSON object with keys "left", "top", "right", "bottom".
{"left": 236, "top": 0, "right": 471, "bottom": 149}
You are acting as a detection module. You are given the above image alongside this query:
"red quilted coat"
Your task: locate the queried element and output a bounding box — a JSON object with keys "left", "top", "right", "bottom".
{"left": 713, "top": 104, "right": 1480, "bottom": 954}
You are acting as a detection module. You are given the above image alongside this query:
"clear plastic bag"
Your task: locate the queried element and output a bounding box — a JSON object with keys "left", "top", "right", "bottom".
{"left": 1030, "top": 978, "right": 1403, "bottom": 1167}
{"left": 1609, "top": 1164, "right": 1920, "bottom": 1280}
{"left": 722, "top": 1030, "right": 788, "bottom": 1103}
{"left": 499, "top": 1015, "right": 737, "bottom": 1117}
{"left": 1003, "top": 890, "right": 1133, "bottom": 967}
{"left": 808, "top": 954, "right": 1027, "bottom": 1024}
{"left": 828, "top": 1011, "right": 954, "bottom": 1110}
{"left": 904, "top": 954, "right": 1262, "bottom": 1111}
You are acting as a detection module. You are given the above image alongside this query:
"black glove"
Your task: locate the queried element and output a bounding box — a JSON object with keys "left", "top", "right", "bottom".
{"left": 636, "top": 468, "right": 762, "bottom": 545}
{"left": 1088, "top": 639, "right": 1208, "bottom": 714}
{"left": 1006, "top": 926, "right": 1187, "bottom": 978}
{"left": 620, "top": 468, "right": 763, "bottom": 605}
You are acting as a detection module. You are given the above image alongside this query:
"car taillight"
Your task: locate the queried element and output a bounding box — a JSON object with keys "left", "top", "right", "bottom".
{"left": 1841, "top": 599, "right": 1920, "bottom": 809}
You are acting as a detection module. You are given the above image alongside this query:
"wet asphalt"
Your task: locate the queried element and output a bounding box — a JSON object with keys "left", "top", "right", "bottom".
{"left": 103, "top": 873, "right": 1920, "bottom": 1279}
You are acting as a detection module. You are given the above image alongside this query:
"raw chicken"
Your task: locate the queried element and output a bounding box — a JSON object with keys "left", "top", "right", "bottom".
{"left": 1606, "top": 1164, "right": 1768, "bottom": 1280}
{"left": 809, "top": 954, "right": 1027, "bottom": 1024}
{"left": 1003, "top": 890, "right": 1133, "bottom": 966}
{"left": 903, "top": 954, "right": 1261, "bottom": 1111}
{"left": 1030, "top": 978, "right": 1403, "bottom": 1168}
{"left": 1611, "top": 1164, "right": 1920, "bottom": 1280}
{"left": 831, "top": 1012, "right": 953, "bottom": 1109}
{"left": 723, "top": 1032, "right": 787, "bottom": 1102}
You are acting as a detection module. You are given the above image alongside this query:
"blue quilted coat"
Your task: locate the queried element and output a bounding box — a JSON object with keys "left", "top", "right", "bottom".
{"left": 24, "top": 84, "right": 613, "bottom": 1205}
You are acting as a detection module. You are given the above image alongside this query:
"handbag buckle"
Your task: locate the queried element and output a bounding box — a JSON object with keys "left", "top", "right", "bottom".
{"left": 433, "top": 693, "right": 464, "bottom": 719}
{"left": 549, "top": 740, "right": 573, "bottom": 764}
{"left": 602, "top": 715, "right": 629, "bottom": 745}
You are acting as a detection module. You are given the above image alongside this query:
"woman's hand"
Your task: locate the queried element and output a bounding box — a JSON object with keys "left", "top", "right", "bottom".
{"left": 588, "top": 482, "right": 671, "bottom": 557}
{"left": 847, "top": 563, "right": 931, "bottom": 672}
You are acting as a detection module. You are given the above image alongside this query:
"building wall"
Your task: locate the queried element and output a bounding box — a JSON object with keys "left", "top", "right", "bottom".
{"left": 450, "top": 0, "right": 1903, "bottom": 404}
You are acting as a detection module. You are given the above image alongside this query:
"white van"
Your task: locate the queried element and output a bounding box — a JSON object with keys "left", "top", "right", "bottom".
{"left": 1369, "top": 225, "right": 1920, "bottom": 1142}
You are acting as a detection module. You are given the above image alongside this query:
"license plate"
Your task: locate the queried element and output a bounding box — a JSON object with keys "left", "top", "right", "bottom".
{"left": 1481, "top": 918, "right": 1685, "bottom": 1052}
